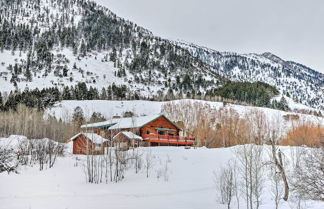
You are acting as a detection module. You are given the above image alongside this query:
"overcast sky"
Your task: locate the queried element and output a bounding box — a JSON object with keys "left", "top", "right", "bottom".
{"left": 97, "top": 0, "right": 324, "bottom": 73}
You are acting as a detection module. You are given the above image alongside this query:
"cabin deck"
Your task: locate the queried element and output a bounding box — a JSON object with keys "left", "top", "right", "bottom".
{"left": 142, "top": 134, "right": 195, "bottom": 146}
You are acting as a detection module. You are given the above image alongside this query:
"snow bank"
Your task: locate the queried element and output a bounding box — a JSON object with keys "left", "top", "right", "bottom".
{"left": 0, "top": 135, "right": 28, "bottom": 152}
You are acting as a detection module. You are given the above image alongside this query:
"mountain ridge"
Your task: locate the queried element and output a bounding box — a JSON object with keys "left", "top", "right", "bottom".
{"left": 0, "top": 0, "right": 322, "bottom": 110}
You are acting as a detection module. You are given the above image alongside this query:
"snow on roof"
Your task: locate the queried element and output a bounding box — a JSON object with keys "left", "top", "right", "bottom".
{"left": 81, "top": 115, "right": 176, "bottom": 130}
{"left": 108, "top": 115, "right": 162, "bottom": 130}
{"left": 80, "top": 120, "right": 116, "bottom": 129}
{"left": 114, "top": 132, "right": 143, "bottom": 141}
{"left": 70, "top": 132, "right": 107, "bottom": 144}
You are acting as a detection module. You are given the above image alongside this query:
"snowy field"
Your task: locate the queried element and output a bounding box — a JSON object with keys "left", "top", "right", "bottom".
{"left": 0, "top": 138, "right": 323, "bottom": 209}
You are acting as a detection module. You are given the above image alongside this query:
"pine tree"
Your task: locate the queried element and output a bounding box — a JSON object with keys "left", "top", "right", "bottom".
{"left": 100, "top": 88, "right": 107, "bottom": 100}
{"left": 72, "top": 106, "right": 85, "bottom": 127}
{"left": 89, "top": 112, "right": 106, "bottom": 123}
{"left": 62, "top": 86, "right": 72, "bottom": 100}
{"left": 24, "top": 66, "right": 32, "bottom": 81}
{"left": 278, "top": 97, "right": 289, "bottom": 111}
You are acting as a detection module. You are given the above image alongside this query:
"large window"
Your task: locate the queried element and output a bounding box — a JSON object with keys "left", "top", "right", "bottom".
{"left": 158, "top": 130, "right": 165, "bottom": 135}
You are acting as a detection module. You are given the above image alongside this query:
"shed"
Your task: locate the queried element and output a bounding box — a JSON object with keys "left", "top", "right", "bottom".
{"left": 70, "top": 132, "right": 108, "bottom": 155}
{"left": 113, "top": 131, "right": 143, "bottom": 150}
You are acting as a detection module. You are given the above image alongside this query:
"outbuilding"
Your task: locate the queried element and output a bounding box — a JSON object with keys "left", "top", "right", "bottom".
{"left": 70, "top": 132, "right": 108, "bottom": 155}
{"left": 113, "top": 131, "right": 143, "bottom": 150}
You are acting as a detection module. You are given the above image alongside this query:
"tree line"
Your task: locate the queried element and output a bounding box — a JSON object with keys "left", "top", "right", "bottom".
{"left": 0, "top": 82, "right": 139, "bottom": 111}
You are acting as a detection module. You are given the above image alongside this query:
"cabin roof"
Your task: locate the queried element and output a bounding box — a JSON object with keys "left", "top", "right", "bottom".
{"left": 113, "top": 132, "right": 143, "bottom": 141}
{"left": 81, "top": 115, "right": 180, "bottom": 130}
{"left": 70, "top": 132, "right": 107, "bottom": 144}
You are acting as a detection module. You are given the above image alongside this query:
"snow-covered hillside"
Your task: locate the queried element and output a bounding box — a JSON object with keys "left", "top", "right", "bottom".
{"left": 177, "top": 41, "right": 324, "bottom": 110}
{"left": 0, "top": 0, "right": 323, "bottom": 110}
{"left": 0, "top": 138, "right": 323, "bottom": 209}
{"left": 46, "top": 99, "right": 324, "bottom": 135}
{"left": 0, "top": 0, "right": 221, "bottom": 99}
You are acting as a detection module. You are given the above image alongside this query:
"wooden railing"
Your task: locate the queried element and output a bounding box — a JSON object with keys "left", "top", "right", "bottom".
{"left": 142, "top": 134, "right": 195, "bottom": 144}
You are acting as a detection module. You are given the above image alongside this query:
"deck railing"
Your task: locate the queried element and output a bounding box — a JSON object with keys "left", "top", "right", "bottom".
{"left": 142, "top": 134, "right": 195, "bottom": 143}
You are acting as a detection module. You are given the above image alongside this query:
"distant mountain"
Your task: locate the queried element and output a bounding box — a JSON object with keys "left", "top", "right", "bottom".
{"left": 0, "top": 0, "right": 322, "bottom": 110}
{"left": 177, "top": 42, "right": 324, "bottom": 109}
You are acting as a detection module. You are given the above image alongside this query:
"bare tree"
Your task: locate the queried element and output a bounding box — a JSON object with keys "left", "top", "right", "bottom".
{"left": 84, "top": 154, "right": 104, "bottom": 184}
{"left": 268, "top": 119, "right": 290, "bottom": 201}
{"left": 47, "top": 139, "right": 64, "bottom": 168}
{"left": 269, "top": 164, "right": 284, "bottom": 209}
{"left": 113, "top": 147, "right": 127, "bottom": 182}
{"left": 156, "top": 157, "right": 170, "bottom": 182}
{"left": 132, "top": 148, "right": 143, "bottom": 174}
{"left": 292, "top": 147, "right": 324, "bottom": 200}
{"left": 0, "top": 105, "right": 76, "bottom": 142}
{"left": 216, "top": 160, "right": 238, "bottom": 209}
{"left": 236, "top": 144, "right": 264, "bottom": 209}
{"left": 144, "top": 150, "right": 154, "bottom": 178}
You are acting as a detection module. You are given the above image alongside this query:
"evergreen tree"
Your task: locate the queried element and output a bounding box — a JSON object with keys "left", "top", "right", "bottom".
{"left": 89, "top": 112, "right": 106, "bottom": 123}
{"left": 62, "top": 86, "right": 72, "bottom": 100}
{"left": 100, "top": 88, "right": 107, "bottom": 100}
{"left": 24, "top": 66, "right": 32, "bottom": 81}
{"left": 278, "top": 96, "right": 289, "bottom": 111}
{"left": 72, "top": 106, "right": 85, "bottom": 127}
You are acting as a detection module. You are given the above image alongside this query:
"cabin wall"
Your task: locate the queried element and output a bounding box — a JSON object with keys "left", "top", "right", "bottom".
{"left": 140, "top": 116, "right": 180, "bottom": 137}
{"left": 73, "top": 135, "right": 93, "bottom": 155}
{"left": 73, "top": 136, "right": 104, "bottom": 155}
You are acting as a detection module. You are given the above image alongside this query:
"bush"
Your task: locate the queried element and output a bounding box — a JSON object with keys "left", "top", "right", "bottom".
{"left": 280, "top": 124, "right": 323, "bottom": 147}
{"left": 0, "top": 146, "right": 18, "bottom": 174}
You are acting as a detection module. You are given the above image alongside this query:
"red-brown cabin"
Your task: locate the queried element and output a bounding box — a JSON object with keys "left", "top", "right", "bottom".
{"left": 81, "top": 115, "right": 195, "bottom": 146}
{"left": 70, "top": 132, "right": 108, "bottom": 155}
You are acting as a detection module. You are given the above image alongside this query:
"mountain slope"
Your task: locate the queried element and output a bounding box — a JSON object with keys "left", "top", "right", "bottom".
{"left": 0, "top": 0, "right": 322, "bottom": 110}
{"left": 177, "top": 42, "right": 324, "bottom": 109}
{"left": 0, "top": 0, "right": 223, "bottom": 97}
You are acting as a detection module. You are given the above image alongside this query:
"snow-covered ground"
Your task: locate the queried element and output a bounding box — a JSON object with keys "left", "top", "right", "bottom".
{"left": 0, "top": 137, "right": 323, "bottom": 209}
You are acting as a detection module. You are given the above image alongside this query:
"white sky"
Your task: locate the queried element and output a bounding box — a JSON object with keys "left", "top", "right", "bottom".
{"left": 96, "top": 0, "right": 324, "bottom": 73}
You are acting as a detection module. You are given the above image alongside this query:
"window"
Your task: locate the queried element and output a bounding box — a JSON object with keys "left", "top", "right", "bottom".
{"left": 146, "top": 130, "right": 151, "bottom": 134}
{"left": 95, "top": 144, "right": 101, "bottom": 151}
{"left": 158, "top": 130, "right": 165, "bottom": 135}
{"left": 168, "top": 132, "right": 175, "bottom": 136}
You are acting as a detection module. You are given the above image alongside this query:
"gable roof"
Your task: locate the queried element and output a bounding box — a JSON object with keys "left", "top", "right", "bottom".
{"left": 108, "top": 115, "right": 162, "bottom": 130}
{"left": 70, "top": 132, "right": 107, "bottom": 144}
{"left": 81, "top": 115, "right": 181, "bottom": 130}
{"left": 113, "top": 132, "right": 143, "bottom": 141}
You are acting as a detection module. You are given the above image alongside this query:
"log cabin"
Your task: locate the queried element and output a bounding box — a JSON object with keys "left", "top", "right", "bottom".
{"left": 70, "top": 132, "right": 108, "bottom": 154}
{"left": 81, "top": 115, "right": 195, "bottom": 146}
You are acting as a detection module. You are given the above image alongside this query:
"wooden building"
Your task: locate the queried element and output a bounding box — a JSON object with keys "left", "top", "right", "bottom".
{"left": 70, "top": 132, "right": 108, "bottom": 155}
{"left": 113, "top": 131, "right": 143, "bottom": 150}
{"left": 81, "top": 115, "right": 195, "bottom": 146}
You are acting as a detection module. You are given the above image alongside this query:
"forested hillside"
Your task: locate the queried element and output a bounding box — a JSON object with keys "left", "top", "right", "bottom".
{"left": 0, "top": 0, "right": 323, "bottom": 110}
{"left": 0, "top": 0, "right": 223, "bottom": 100}
{"left": 212, "top": 81, "right": 282, "bottom": 108}
{"left": 179, "top": 42, "right": 324, "bottom": 110}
